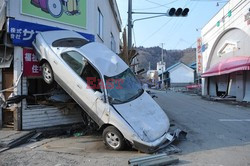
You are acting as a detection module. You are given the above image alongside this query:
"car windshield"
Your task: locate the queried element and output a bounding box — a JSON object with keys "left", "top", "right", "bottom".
{"left": 105, "top": 68, "right": 143, "bottom": 104}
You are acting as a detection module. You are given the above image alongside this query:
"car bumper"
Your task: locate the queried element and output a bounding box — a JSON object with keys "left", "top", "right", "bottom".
{"left": 133, "top": 129, "right": 187, "bottom": 153}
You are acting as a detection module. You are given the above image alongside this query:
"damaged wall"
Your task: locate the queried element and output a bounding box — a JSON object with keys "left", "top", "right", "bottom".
{"left": 243, "top": 71, "right": 250, "bottom": 101}
{"left": 22, "top": 105, "right": 82, "bottom": 130}
{"left": 21, "top": 77, "right": 82, "bottom": 130}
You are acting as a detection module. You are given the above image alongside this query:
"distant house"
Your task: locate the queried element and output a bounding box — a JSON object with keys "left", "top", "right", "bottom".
{"left": 159, "top": 62, "right": 195, "bottom": 87}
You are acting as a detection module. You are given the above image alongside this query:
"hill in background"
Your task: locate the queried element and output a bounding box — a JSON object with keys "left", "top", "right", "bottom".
{"left": 136, "top": 46, "right": 196, "bottom": 71}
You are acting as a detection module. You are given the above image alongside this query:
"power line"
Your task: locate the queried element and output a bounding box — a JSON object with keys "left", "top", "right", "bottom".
{"left": 143, "top": 0, "right": 178, "bottom": 9}
{"left": 141, "top": 18, "right": 173, "bottom": 45}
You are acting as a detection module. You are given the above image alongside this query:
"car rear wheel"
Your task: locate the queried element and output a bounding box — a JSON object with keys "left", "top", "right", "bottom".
{"left": 42, "top": 62, "right": 54, "bottom": 84}
{"left": 103, "top": 126, "right": 125, "bottom": 150}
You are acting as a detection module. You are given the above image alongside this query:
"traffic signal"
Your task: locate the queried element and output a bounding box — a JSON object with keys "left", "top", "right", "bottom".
{"left": 167, "top": 8, "right": 189, "bottom": 17}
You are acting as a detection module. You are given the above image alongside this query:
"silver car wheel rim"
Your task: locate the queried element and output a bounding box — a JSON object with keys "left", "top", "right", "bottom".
{"left": 106, "top": 132, "right": 120, "bottom": 149}
{"left": 43, "top": 66, "right": 52, "bottom": 82}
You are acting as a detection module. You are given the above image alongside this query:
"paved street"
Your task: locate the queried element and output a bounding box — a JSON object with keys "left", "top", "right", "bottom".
{"left": 154, "top": 90, "right": 250, "bottom": 165}
{"left": 0, "top": 91, "right": 250, "bottom": 165}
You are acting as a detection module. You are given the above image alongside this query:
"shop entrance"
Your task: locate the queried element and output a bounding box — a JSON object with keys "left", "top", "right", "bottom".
{"left": 2, "top": 65, "right": 14, "bottom": 128}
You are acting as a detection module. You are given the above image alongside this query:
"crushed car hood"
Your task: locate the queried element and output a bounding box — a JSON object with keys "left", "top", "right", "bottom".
{"left": 113, "top": 92, "right": 170, "bottom": 142}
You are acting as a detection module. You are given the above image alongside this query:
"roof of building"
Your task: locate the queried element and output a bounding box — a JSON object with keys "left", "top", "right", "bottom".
{"left": 159, "top": 62, "right": 194, "bottom": 76}
{"left": 189, "top": 62, "right": 196, "bottom": 70}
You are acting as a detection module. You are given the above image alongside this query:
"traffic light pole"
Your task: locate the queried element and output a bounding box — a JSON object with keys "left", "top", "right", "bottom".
{"left": 128, "top": 0, "right": 133, "bottom": 51}
{"left": 127, "top": 4, "right": 189, "bottom": 51}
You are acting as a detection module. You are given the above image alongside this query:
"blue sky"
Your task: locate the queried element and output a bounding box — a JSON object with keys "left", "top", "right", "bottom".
{"left": 116, "top": 0, "right": 226, "bottom": 50}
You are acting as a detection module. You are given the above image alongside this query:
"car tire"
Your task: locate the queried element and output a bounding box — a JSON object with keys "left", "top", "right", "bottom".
{"left": 103, "top": 126, "right": 125, "bottom": 151}
{"left": 47, "top": 0, "right": 63, "bottom": 18}
{"left": 42, "top": 62, "right": 54, "bottom": 84}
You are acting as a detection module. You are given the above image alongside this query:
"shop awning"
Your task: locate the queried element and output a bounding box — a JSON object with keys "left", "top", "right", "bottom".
{"left": 201, "top": 56, "right": 250, "bottom": 77}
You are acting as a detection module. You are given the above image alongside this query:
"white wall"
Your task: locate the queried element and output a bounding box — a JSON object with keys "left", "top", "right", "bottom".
{"left": 201, "top": 0, "right": 250, "bottom": 72}
{"left": 94, "top": 0, "right": 121, "bottom": 53}
{"left": 169, "top": 64, "right": 194, "bottom": 84}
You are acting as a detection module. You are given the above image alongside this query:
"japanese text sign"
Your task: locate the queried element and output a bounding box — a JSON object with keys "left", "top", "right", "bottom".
{"left": 8, "top": 19, "right": 95, "bottom": 47}
{"left": 196, "top": 38, "right": 203, "bottom": 74}
{"left": 23, "top": 48, "right": 42, "bottom": 77}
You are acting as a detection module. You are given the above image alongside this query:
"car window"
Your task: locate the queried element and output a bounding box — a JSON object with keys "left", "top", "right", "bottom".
{"left": 61, "top": 51, "right": 86, "bottom": 75}
{"left": 81, "top": 63, "right": 102, "bottom": 93}
{"left": 52, "top": 38, "right": 89, "bottom": 48}
{"left": 61, "top": 51, "right": 102, "bottom": 92}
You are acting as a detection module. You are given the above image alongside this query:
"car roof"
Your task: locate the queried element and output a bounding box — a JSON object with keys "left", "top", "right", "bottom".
{"left": 79, "top": 42, "right": 128, "bottom": 77}
{"left": 39, "top": 30, "right": 128, "bottom": 77}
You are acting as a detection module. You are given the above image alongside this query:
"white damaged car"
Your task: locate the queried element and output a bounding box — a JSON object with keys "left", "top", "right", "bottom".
{"left": 33, "top": 30, "right": 170, "bottom": 153}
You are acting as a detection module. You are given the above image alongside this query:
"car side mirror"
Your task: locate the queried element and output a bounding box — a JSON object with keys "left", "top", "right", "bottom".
{"left": 94, "top": 91, "right": 104, "bottom": 101}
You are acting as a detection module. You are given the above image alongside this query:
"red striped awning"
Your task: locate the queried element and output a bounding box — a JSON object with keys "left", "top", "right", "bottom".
{"left": 201, "top": 56, "right": 250, "bottom": 77}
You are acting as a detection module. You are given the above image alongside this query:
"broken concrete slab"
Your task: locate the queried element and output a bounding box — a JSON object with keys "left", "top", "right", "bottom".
{"left": 0, "top": 130, "right": 35, "bottom": 149}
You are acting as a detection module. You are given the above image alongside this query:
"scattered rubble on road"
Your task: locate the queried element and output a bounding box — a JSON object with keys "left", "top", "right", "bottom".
{"left": 128, "top": 153, "right": 179, "bottom": 166}
{"left": 0, "top": 130, "right": 35, "bottom": 153}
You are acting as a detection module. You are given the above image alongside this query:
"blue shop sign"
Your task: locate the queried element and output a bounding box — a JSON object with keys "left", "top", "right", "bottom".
{"left": 8, "top": 19, "right": 95, "bottom": 47}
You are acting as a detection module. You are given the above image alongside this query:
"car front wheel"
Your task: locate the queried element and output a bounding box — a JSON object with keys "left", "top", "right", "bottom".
{"left": 42, "top": 62, "right": 54, "bottom": 84}
{"left": 103, "top": 126, "right": 125, "bottom": 150}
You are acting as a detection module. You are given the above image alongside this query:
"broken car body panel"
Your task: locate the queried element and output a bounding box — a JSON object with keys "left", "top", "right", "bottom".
{"left": 32, "top": 30, "right": 170, "bottom": 153}
{"left": 113, "top": 91, "right": 170, "bottom": 142}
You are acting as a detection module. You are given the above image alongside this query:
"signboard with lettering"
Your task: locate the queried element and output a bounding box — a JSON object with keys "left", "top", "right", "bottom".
{"left": 23, "top": 48, "right": 42, "bottom": 77}
{"left": 8, "top": 19, "right": 95, "bottom": 47}
{"left": 21, "top": 0, "right": 87, "bottom": 28}
{"left": 196, "top": 38, "right": 203, "bottom": 74}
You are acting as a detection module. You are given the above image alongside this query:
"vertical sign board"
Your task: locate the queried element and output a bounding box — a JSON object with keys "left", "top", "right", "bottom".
{"left": 21, "top": 0, "right": 87, "bottom": 29}
{"left": 196, "top": 38, "right": 203, "bottom": 75}
{"left": 23, "top": 48, "right": 42, "bottom": 77}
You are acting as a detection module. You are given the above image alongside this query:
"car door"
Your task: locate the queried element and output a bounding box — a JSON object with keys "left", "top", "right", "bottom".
{"left": 46, "top": 47, "right": 74, "bottom": 96}
{"left": 60, "top": 51, "right": 109, "bottom": 126}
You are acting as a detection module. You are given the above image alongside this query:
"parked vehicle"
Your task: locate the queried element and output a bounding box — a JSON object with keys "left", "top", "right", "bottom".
{"left": 32, "top": 30, "right": 170, "bottom": 153}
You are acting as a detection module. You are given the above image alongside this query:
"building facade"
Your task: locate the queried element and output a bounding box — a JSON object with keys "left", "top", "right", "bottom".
{"left": 199, "top": 0, "right": 250, "bottom": 101}
{"left": 0, "top": 0, "right": 122, "bottom": 130}
{"left": 159, "top": 62, "right": 194, "bottom": 87}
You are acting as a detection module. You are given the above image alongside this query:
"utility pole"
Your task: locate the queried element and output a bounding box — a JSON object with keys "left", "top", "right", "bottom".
{"left": 161, "top": 43, "right": 165, "bottom": 89}
{"left": 128, "top": 0, "right": 132, "bottom": 51}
